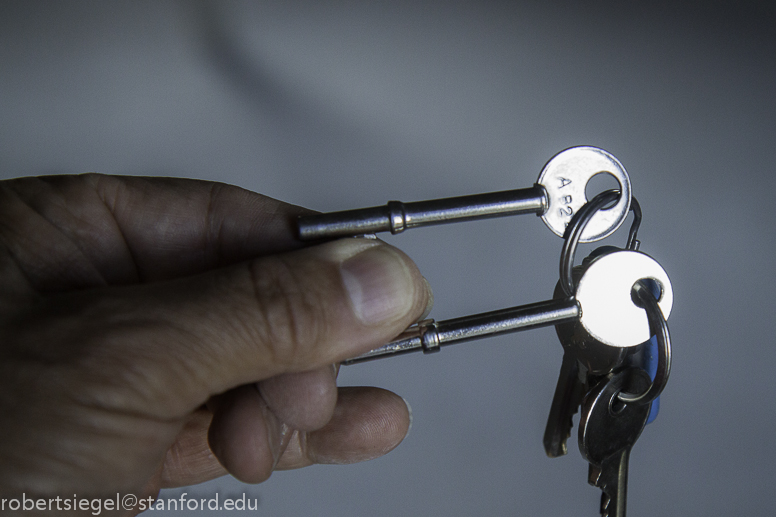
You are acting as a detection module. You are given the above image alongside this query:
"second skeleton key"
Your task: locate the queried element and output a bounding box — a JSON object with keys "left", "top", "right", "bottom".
{"left": 344, "top": 249, "right": 672, "bottom": 364}
{"left": 299, "top": 146, "right": 632, "bottom": 243}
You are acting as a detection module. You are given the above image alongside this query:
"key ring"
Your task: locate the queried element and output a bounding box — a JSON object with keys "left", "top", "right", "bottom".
{"left": 616, "top": 281, "right": 672, "bottom": 406}
{"left": 559, "top": 190, "right": 642, "bottom": 297}
{"left": 558, "top": 189, "right": 669, "bottom": 405}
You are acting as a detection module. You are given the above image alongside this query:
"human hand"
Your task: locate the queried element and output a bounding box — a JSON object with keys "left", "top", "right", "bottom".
{"left": 0, "top": 174, "right": 431, "bottom": 514}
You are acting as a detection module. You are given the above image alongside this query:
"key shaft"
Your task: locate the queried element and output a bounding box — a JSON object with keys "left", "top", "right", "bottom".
{"left": 343, "top": 297, "right": 579, "bottom": 365}
{"left": 298, "top": 147, "right": 632, "bottom": 242}
{"left": 298, "top": 187, "right": 547, "bottom": 240}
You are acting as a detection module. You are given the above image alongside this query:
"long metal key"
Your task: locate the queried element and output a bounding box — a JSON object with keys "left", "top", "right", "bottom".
{"left": 344, "top": 249, "right": 672, "bottom": 365}
{"left": 299, "top": 146, "right": 631, "bottom": 243}
{"left": 579, "top": 368, "right": 652, "bottom": 517}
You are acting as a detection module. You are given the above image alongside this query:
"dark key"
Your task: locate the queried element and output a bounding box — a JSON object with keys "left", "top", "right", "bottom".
{"left": 579, "top": 368, "right": 651, "bottom": 517}
{"left": 543, "top": 258, "right": 629, "bottom": 458}
{"left": 543, "top": 349, "right": 588, "bottom": 457}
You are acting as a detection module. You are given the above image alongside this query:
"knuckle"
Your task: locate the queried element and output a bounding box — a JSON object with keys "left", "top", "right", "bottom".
{"left": 248, "top": 256, "right": 330, "bottom": 367}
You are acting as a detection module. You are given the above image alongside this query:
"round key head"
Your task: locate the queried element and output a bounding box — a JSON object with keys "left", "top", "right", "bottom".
{"left": 554, "top": 277, "right": 628, "bottom": 376}
{"left": 578, "top": 368, "right": 651, "bottom": 466}
{"left": 537, "top": 146, "right": 631, "bottom": 242}
{"left": 575, "top": 250, "right": 673, "bottom": 348}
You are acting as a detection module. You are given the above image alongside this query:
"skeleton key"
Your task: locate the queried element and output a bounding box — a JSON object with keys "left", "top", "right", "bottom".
{"left": 579, "top": 368, "right": 652, "bottom": 517}
{"left": 344, "top": 249, "right": 671, "bottom": 379}
{"left": 543, "top": 248, "right": 670, "bottom": 457}
{"left": 298, "top": 146, "right": 631, "bottom": 243}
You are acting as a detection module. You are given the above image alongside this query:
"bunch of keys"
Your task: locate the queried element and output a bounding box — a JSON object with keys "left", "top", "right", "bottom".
{"left": 298, "top": 146, "right": 673, "bottom": 517}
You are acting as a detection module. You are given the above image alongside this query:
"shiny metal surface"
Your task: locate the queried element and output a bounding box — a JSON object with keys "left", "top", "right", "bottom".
{"left": 342, "top": 298, "right": 580, "bottom": 364}
{"left": 576, "top": 251, "right": 673, "bottom": 348}
{"left": 298, "top": 146, "right": 632, "bottom": 242}
{"left": 298, "top": 187, "right": 546, "bottom": 239}
{"left": 559, "top": 190, "right": 642, "bottom": 297}
{"left": 538, "top": 146, "right": 631, "bottom": 242}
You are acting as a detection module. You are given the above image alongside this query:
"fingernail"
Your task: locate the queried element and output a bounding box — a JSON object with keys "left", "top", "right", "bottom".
{"left": 402, "top": 397, "right": 413, "bottom": 439}
{"left": 259, "top": 397, "right": 293, "bottom": 470}
{"left": 340, "top": 243, "right": 417, "bottom": 325}
{"left": 418, "top": 277, "right": 434, "bottom": 321}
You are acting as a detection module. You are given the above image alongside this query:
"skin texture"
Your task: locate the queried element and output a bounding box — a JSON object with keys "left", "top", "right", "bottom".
{"left": 0, "top": 175, "right": 431, "bottom": 515}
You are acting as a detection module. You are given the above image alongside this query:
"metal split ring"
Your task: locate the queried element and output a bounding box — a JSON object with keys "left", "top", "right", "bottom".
{"left": 558, "top": 189, "right": 668, "bottom": 405}
{"left": 617, "top": 281, "right": 672, "bottom": 406}
{"left": 559, "top": 190, "right": 642, "bottom": 297}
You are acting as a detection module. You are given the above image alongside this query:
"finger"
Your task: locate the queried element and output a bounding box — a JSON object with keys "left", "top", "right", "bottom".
{"left": 133, "top": 463, "right": 163, "bottom": 516}
{"left": 160, "top": 409, "right": 227, "bottom": 488}
{"left": 207, "top": 385, "right": 292, "bottom": 484}
{"left": 0, "top": 175, "right": 309, "bottom": 289}
{"left": 419, "top": 277, "right": 434, "bottom": 321}
{"left": 53, "top": 238, "right": 430, "bottom": 417}
{"left": 121, "top": 372, "right": 340, "bottom": 486}
{"left": 258, "top": 365, "right": 338, "bottom": 431}
{"left": 88, "top": 175, "right": 310, "bottom": 276}
{"left": 275, "top": 386, "right": 411, "bottom": 470}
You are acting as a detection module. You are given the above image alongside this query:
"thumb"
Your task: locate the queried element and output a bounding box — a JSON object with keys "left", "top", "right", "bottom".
{"left": 58, "top": 238, "right": 430, "bottom": 417}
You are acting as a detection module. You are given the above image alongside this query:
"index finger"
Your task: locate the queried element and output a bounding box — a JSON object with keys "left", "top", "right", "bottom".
{"left": 0, "top": 174, "right": 310, "bottom": 287}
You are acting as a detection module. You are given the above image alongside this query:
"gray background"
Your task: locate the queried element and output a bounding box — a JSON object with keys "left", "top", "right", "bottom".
{"left": 1, "top": 1, "right": 774, "bottom": 515}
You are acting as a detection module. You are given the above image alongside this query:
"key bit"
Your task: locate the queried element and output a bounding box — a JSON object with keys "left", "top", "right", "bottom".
{"left": 579, "top": 368, "right": 651, "bottom": 517}
{"left": 299, "top": 146, "right": 632, "bottom": 243}
{"left": 543, "top": 350, "right": 587, "bottom": 457}
{"left": 588, "top": 452, "right": 630, "bottom": 517}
